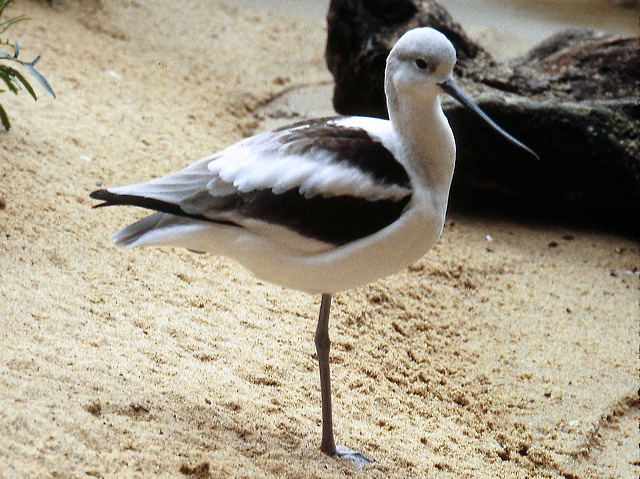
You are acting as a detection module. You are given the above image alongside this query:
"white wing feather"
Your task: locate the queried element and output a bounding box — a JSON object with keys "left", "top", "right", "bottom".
{"left": 109, "top": 119, "right": 411, "bottom": 216}
{"left": 207, "top": 127, "right": 410, "bottom": 201}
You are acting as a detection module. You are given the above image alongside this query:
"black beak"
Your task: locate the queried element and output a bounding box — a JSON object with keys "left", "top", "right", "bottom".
{"left": 439, "top": 79, "right": 539, "bottom": 160}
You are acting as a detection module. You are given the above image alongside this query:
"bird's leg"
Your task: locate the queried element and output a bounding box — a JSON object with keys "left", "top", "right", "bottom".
{"left": 315, "top": 294, "right": 373, "bottom": 467}
{"left": 315, "top": 293, "right": 337, "bottom": 456}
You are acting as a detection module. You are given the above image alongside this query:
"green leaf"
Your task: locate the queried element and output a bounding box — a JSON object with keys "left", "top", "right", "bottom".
{"left": 0, "top": 0, "right": 16, "bottom": 17}
{"left": 0, "top": 1, "right": 56, "bottom": 130}
{"left": 0, "top": 52, "right": 56, "bottom": 98}
{"left": 8, "top": 66, "right": 36, "bottom": 100}
{"left": 0, "top": 15, "right": 27, "bottom": 36}
{"left": 0, "top": 102, "right": 11, "bottom": 130}
{"left": 0, "top": 66, "right": 18, "bottom": 93}
{"left": 23, "top": 59, "right": 55, "bottom": 98}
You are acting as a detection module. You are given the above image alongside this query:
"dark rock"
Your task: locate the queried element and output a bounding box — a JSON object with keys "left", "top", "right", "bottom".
{"left": 326, "top": 0, "right": 640, "bottom": 235}
{"left": 483, "top": 29, "right": 639, "bottom": 100}
{"left": 325, "top": 0, "right": 493, "bottom": 118}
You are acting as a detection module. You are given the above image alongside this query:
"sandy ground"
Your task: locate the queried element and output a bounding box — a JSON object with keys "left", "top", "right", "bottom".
{"left": 1, "top": 1, "right": 638, "bottom": 478}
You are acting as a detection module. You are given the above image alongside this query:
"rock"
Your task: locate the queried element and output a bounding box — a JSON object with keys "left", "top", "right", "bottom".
{"left": 484, "top": 29, "right": 639, "bottom": 100}
{"left": 325, "top": 0, "right": 494, "bottom": 118}
{"left": 446, "top": 30, "right": 640, "bottom": 234}
{"left": 610, "top": 0, "right": 640, "bottom": 8}
{"left": 326, "top": 0, "right": 640, "bottom": 235}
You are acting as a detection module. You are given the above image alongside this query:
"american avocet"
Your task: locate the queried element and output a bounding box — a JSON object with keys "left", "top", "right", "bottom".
{"left": 91, "top": 27, "right": 537, "bottom": 465}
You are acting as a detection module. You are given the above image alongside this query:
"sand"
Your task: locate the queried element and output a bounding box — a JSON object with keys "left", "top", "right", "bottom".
{"left": 1, "top": 1, "right": 638, "bottom": 478}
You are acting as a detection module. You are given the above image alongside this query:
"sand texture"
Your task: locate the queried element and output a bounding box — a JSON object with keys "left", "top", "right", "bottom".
{"left": 1, "top": 1, "right": 638, "bottom": 478}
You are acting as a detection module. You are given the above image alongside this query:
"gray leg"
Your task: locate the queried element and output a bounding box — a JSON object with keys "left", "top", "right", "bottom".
{"left": 315, "top": 293, "right": 337, "bottom": 456}
{"left": 314, "top": 294, "right": 373, "bottom": 466}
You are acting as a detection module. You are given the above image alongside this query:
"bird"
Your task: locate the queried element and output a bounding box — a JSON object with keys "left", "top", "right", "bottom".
{"left": 90, "top": 27, "right": 537, "bottom": 465}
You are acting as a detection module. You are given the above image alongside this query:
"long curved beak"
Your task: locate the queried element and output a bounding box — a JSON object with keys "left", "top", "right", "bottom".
{"left": 439, "top": 79, "right": 539, "bottom": 160}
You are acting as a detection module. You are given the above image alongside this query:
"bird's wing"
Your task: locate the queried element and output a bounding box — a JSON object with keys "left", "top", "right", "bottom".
{"left": 92, "top": 117, "right": 413, "bottom": 246}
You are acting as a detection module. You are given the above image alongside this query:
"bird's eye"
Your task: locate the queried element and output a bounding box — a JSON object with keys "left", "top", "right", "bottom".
{"left": 415, "top": 59, "right": 428, "bottom": 70}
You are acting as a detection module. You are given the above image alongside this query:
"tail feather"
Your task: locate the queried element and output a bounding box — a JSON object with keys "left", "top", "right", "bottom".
{"left": 111, "top": 212, "right": 167, "bottom": 247}
{"left": 90, "top": 188, "right": 241, "bottom": 228}
{"left": 91, "top": 189, "right": 205, "bottom": 221}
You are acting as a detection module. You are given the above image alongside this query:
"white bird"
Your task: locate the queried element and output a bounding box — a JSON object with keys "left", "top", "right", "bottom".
{"left": 91, "top": 27, "right": 536, "bottom": 465}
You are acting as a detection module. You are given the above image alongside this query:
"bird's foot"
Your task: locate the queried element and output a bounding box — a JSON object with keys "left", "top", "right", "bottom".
{"left": 334, "top": 445, "right": 374, "bottom": 469}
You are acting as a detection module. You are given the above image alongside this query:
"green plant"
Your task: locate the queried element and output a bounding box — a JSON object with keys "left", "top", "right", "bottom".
{"left": 0, "top": 0, "right": 55, "bottom": 130}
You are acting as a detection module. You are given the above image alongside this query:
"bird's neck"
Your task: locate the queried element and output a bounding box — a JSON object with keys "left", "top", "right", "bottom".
{"left": 388, "top": 92, "right": 457, "bottom": 200}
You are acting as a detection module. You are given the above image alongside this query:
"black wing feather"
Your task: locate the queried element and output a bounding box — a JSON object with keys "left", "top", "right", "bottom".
{"left": 90, "top": 117, "right": 412, "bottom": 246}
{"left": 90, "top": 189, "right": 240, "bottom": 228}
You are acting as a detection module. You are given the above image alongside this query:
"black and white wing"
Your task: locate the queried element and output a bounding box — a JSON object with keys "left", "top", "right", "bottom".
{"left": 91, "top": 117, "right": 413, "bottom": 248}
